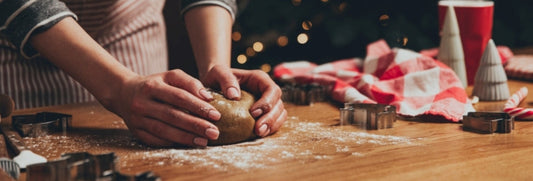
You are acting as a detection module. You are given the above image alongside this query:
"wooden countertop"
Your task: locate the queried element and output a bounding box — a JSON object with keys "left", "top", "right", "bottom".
{"left": 5, "top": 79, "right": 533, "bottom": 180}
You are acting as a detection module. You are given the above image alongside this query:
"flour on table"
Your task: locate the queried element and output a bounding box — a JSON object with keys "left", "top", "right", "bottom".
{"left": 23, "top": 116, "right": 420, "bottom": 171}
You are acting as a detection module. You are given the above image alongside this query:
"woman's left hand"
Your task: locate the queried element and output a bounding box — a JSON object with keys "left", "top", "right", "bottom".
{"left": 201, "top": 65, "right": 287, "bottom": 137}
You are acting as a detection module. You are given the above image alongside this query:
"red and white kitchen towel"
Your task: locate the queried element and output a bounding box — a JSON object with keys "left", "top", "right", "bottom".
{"left": 274, "top": 40, "right": 475, "bottom": 122}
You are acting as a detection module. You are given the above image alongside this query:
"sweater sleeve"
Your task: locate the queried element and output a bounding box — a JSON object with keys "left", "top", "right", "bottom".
{"left": 0, "top": 0, "right": 77, "bottom": 59}
{"left": 181, "top": 0, "right": 237, "bottom": 21}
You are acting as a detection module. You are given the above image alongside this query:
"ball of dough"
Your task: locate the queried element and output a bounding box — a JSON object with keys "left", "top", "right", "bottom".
{"left": 208, "top": 90, "right": 257, "bottom": 146}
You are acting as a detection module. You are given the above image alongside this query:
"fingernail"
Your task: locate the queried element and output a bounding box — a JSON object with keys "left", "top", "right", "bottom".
{"left": 205, "top": 128, "right": 219, "bottom": 139}
{"left": 251, "top": 109, "right": 263, "bottom": 118}
{"left": 193, "top": 137, "right": 208, "bottom": 146}
{"left": 208, "top": 110, "right": 221, "bottom": 121}
{"left": 259, "top": 124, "right": 268, "bottom": 137}
{"left": 226, "top": 87, "right": 240, "bottom": 99}
{"left": 200, "top": 89, "right": 213, "bottom": 100}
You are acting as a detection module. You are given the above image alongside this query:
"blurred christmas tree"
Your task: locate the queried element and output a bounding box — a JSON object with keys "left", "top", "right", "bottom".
{"left": 231, "top": 0, "right": 440, "bottom": 72}
{"left": 230, "top": 0, "right": 533, "bottom": 73}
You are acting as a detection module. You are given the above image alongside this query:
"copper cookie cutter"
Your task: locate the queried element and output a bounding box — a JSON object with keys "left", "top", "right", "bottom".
{"left": 339, "top": 103, "right": 396, "bottom": 130}
{"left": 462, "top": 112, "right": 514, "bottom": 134}
{"left": 26, "top": 152, "right": 159, "bottom": 181}
{"left": 12, "top": 112, "right": 72, "bottom": 137}
{"left": 281, "top": 84, "right": 330, "bottom": 105}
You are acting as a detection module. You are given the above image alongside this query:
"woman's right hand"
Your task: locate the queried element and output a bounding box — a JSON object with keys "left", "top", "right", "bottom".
{"left": 107, "top": 69, "right": 222, "bottom": 147}
{"left": 26, "top": 18, "right": 219, "bottom": 147}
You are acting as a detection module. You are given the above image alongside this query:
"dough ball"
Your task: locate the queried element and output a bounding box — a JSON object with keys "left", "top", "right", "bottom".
{"left": 208, "top": 90, "right": 257, "bottom": 145}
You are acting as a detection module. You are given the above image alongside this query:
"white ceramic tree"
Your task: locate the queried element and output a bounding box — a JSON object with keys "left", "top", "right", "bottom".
{"left": 438, "top": 5, "right": 467, "bottom": 87}
{"left": 472, "top": 39, "right": 510, "bottom": 101}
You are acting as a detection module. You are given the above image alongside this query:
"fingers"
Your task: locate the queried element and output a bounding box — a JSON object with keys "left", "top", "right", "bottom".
{"left": 271, "top": 109, "right": 288, "bottom": 134}
{"left": 124, "top": 68, "right": 287, "bottom": 147}
{"left": 129, "top": 117, "right": 211, "bottom": 147}
{"left": 140, "top": 71, "right": 221, "bottom": 121}
{"left": 232, "top": 69, "right": 276, "bottom": 94}
{"left": 122, "top": 70, "right": 224, "bottom": 147}
{"left": 148, "top": 84, "right": 221, "bottom": 121}
{"left": 249, "top": 86, "right": 282, "bottom": 118}
{"left": 202, "top": 65, "right": 241, "bottom": 100}
{"left": 255, "top": 99, "right": 287, "bottom": 137}
{"left": 133, "top": 99, "right": 220, "bottom": 140}
{"left": 232, "top": 69, "right": 282, "bottom": 118}
{"left": 164, "top": 69, "right": 214, "bottom": 101}
{"left": 229, "top": 69, "right": 286, "bottom": 137}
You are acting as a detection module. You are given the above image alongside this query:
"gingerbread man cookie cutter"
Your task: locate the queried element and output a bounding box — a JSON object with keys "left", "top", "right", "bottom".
{"left": 26, "top": 152, "right": 159, "bottom": 181}
{"left": 280, "top": 83, "right": 330, "bottom": 105}
{"left": 340, "top": 103, "right": 396, "bottom": 130}
{"left": 12, "top": 112, "right": 72, "bottom": 137}
{"left": 462, "top": 112, "right": 514, "bottom": 134}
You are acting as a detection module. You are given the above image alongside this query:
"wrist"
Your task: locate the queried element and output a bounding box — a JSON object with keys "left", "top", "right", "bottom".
{"left": 198, "top": 62, "right": 230, "bottom": 79}
{"left": 97, "top": 72, "right": 139, "bottom": 113}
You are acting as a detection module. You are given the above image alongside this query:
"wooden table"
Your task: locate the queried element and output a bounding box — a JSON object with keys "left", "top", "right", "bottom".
{"left": 5, "top": 79, "right": 533, "bottom": 180}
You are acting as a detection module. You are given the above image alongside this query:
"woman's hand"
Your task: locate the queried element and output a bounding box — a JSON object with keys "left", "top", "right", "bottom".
{"left": 201, "top": 66, "right": 288, "bottom": 137}
{"left": 28, "top": 18, "right": 222, "bottom": 147}
{"left": 109, "top": 69, "right": 223, "bottom": 147}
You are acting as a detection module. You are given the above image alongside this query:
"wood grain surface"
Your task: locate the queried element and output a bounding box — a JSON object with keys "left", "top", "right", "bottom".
{"left": 3, "top": 79, "right": 533, "bottom": 180}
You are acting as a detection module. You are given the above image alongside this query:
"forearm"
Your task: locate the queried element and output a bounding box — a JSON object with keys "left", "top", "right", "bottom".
{"left": 184, "top": 5, "right": 233, "bottom": 78}
{"left": 29, "top": 17, "right": 137, "bottom": 107}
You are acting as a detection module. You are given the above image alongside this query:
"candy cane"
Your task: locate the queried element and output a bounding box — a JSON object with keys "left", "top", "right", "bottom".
{"left": 503, "top": 87, "right": 533, "bottom": 120}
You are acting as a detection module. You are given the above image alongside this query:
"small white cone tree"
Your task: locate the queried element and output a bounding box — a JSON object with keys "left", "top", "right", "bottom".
{"left": 472, "top": 39, "right": 510, "bottom": 101}
{"left": 438, "top": 5, "right": 467, "bottom": 88}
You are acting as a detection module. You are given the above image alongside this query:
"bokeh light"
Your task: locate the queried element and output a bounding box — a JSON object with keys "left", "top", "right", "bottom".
{"left": 260, "top": 64, "right": 272, "bottom": 73}
{"left": 237, "top": 54, "right": 247, "bottom": 64}
{"left": 379, "top": 14, "right": 389, "bottom": 21}
{"left": 292, "top": 0, "right": 301, "bottom": 6}
{"left": 246, "top": 47, "right": 256, "bottom": 56}
{"left": 379, "top": 14, "right": 390, "bottom": 26}
{"left": 297, "top": 33, "right": 309, "bottom": 44}
{"left": 302, "top": 21, "right": 313, "bottom": 31}
{"left": 338, "top": 2, "right": 347, "bottom": 12}
{"left": 277, "top": 36, "right": 289, "bottom": 47}
{"left": 253, "top": 42, "right": 264, "bottom": 52}
{"left": 231, "top": 32, "right": 241, "bottom": 42}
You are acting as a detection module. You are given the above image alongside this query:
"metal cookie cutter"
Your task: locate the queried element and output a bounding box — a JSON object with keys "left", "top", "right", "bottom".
{"left": 26, "top": 152, "right": 160, "bottom": 181}
{"left": 0, "top": 134, "right": 19, "bottom": 180}
{"left": 462, "top": 112, "right": 514, "bottom": 134}
{"left": 12, "top": 112, "right": 72, "bottom": 137}
{"left": 281, "top": 83, "right": 330, "bottom": 105}
{"left": 340, "top": 103, "right": 396, "bottom": 130}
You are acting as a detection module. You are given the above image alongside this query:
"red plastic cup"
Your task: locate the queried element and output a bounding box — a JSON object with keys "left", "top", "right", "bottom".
{"left": 438, "top": 0, "right": 494, "bottom": 85}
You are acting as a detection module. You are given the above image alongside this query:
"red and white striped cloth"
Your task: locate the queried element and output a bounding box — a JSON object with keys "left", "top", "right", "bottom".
{"left": 504, "top": 87, "right": 533, "bottom": 120}
{"left": 0, "top": 0, "right": 167, "bottom": 109}
{"left": 274, "top": 40, "right": 474, "bottom": 122}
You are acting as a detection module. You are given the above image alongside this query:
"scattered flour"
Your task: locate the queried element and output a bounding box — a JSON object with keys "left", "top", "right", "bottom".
{"left": 23, "top": 116, "right": 420, "bottom": 171}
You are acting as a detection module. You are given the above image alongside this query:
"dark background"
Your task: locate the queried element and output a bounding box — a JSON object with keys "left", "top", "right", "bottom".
{"left": 164, "top": 0, "right": 533, "bottom": 77}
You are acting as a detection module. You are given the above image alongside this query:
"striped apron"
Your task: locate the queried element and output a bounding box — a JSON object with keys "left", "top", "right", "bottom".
{"left": 0, "top": 0, "right": 168, "bottom": 109}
